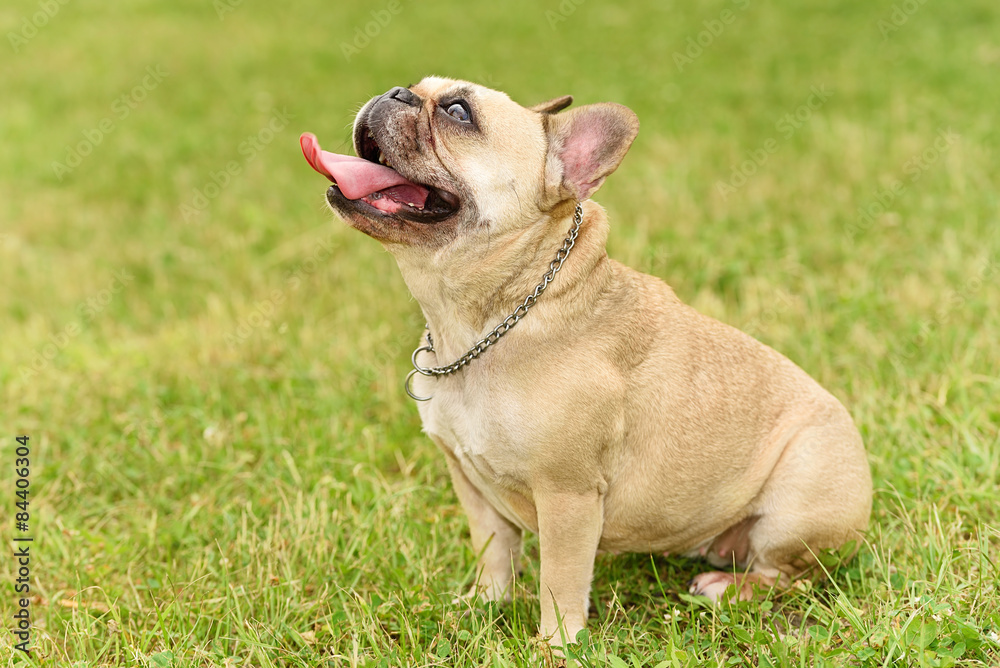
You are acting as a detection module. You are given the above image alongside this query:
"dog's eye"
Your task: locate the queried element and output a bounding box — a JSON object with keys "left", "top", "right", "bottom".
{"left": 444, "top": 101, "right": 471, "bottom": 123}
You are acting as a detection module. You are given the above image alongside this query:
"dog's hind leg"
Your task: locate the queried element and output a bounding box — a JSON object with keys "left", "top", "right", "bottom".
{"left": 690, "top": 416, "right": 872, "bottom": 602}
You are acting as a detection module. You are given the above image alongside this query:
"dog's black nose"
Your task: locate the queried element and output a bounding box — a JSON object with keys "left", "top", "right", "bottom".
{"left": 388, "top": 86, "right": 421, "bottom": 107}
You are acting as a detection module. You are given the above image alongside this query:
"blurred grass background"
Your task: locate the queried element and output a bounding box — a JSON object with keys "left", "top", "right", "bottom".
{"left": 1, "top": 0, "right": 999, "bottom": 666}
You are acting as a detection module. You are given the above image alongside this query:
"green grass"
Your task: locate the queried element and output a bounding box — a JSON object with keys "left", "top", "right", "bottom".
{"left": 2, "top": 0, "right": 999, "bottom": 665}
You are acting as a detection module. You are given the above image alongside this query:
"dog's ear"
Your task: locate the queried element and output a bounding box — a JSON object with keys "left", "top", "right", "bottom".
{"left": 530, "top": 95, "right": 573, "bottom": 114}
{"left": 543, "top": 103, "right": 639, "bottom": 203}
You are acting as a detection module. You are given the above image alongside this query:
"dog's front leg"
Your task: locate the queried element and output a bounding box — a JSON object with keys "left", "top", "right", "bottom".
{"left": 443, "top": 454, "right": 522, "bottom": 602}
{"left": 536, "top": 489, "right": 604, "bottom": 647}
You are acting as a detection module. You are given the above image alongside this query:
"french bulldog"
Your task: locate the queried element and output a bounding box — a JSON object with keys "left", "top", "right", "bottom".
{"left": 300, "top": 77, "right": 872, "bottom": 647}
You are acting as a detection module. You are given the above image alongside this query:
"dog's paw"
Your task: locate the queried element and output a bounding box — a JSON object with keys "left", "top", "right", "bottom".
{"left": 451, "top": 582, "right": 511, "bottom": 606}
{"left": 688, "top": 571, "right": 754, "bottom": 602}
{"left": 541, "top": 623, "right": 586, "bottom": 658}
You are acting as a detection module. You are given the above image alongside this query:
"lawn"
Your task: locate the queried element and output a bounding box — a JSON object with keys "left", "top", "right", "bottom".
{"left": 1, "top": 0, "right": 999, "bottom": 666}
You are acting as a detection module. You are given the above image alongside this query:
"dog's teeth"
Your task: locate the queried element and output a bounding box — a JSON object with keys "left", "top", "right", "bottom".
{"left": 371, "top": 192, "right": 382, "bottom": 200}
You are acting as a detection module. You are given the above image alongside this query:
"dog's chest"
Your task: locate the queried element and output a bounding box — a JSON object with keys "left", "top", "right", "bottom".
{"left": 419, "top": 394, "right": 538, "bottom": 532}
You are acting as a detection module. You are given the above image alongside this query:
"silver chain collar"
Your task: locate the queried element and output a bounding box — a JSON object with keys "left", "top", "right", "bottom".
{"left": 404, "top": 202, "right": 584, "bottom": 401}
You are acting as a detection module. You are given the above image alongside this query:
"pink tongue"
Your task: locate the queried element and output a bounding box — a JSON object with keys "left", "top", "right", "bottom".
{"left": 299, "top": 132, "right": 428, "bottom": 208}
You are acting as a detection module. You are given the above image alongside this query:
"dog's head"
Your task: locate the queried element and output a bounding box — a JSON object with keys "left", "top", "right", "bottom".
{"left": 301, "top": 77, "right": 638, "bottom": 250}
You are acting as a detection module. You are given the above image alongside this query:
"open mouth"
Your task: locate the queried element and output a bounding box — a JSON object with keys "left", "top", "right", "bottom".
{"left": 300, "top": 131, "right": 458, "bottom": 222}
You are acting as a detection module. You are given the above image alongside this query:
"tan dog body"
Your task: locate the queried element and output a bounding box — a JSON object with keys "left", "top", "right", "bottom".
{"left": 311, "top": 77, "right": 872, "bottom": 645}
